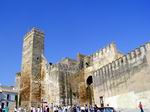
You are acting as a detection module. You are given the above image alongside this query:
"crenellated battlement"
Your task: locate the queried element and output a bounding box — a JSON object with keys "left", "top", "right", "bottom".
{"left": 91, "top": 42, "right": 116, "bottom": 60}
{"left": 24, "top": 27, "right": 44, "bottom": 39}
{"left": 94, "top": 42, "right": 150, "bottom": 76}
{"left": 49, "top": 63, "right": 80, "bottom": 72}
{"left": 20, "top": 27, "right": 150, "bottom": 107}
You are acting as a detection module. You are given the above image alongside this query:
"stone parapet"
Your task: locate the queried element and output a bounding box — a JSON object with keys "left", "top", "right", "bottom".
{"left": 24, "top": 27, "right": 44, "bottom": 40}
{"left": 93, "top": 42, "right": 150, "bottom": 80}
{"left": 49, "top": 63, "right": 80, "bottom": 73}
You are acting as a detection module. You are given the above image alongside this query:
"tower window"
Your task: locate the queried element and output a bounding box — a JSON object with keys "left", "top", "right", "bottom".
{"left": 49, "top": 62, "right": 53, "bottom": 65}
{"left": 85, "top": 62, "right": 90, "bottom": 67}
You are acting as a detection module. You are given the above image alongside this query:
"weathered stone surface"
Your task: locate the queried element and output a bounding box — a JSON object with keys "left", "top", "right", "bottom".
{"left": 92, "top": 43, "right": 150, "bottom": 110}
{"left": 20, "top": 28, "right": 44, "bottom": 108}
{"left": 17, "top": 28, "right": 150, "bottom": 111}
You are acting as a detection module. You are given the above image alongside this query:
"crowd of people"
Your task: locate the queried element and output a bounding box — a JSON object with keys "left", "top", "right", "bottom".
{"left": 13, "top": 104, "right": 100, "bottom": 112}
{"left": 0, "top": 102, "right": 145, "bottom": 112}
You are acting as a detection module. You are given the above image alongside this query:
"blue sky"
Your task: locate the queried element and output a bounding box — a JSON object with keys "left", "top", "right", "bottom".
{"left": 0, "top": 0, "right": 150, "bottom": 86}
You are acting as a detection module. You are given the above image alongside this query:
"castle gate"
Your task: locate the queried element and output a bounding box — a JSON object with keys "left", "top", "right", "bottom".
{"left": 86, "top": 76, "right": 94, "bottom": 105}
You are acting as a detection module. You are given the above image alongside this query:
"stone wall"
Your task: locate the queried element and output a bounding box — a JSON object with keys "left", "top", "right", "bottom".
{"left": 84, "top": 43, "right": 123, "bottom": 87}
{"left": 69, "top": 70, "right": 86, "bottom": 105}
{"left": 20, "top": 28, "right": 44, "bottom": 108}
{"left": 41, "top": 56, "right": 80, "bottom": 106}
{"left": 91, "top": 43, "right": 123, "bottom": 69}
{"left": 41, "top": 56, "right": 60, "bottom": 105}
{"left": 18, "top": 28, "right": 150, "bottom": 111}
{"left": 92, "top": 42, "right": 150, "bottom": 110}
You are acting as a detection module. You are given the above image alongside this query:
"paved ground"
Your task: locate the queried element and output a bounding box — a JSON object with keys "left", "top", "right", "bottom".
{"left": 116, "top": 108, "right": 150, "bottom": 112}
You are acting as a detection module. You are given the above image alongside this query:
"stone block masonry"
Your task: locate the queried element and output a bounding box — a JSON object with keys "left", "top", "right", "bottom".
{"left": 20, "top": 28, "right": 44, "bottom": 108}
{"left": 17, "top": 28, "right": 150, "bottom": 111}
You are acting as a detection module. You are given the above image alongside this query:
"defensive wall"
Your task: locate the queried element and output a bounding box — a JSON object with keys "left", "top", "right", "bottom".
{"left": 92, "top": 42, "right": 150, "bottom": 111}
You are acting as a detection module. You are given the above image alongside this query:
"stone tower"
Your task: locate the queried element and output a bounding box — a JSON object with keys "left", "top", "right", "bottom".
{"left": 20, "top": 28, "right": 44, "bottom": 108}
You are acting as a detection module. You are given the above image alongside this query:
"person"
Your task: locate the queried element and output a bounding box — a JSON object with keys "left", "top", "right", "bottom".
{"left": 63, "top": 106, "right": 68, "bottom": 112}
{"left": 31, "top": 106, "right": 33, "bottom": 112}
{"left": 85, "top": 104, "right": 88, "bottom": 112}
{"left": 0, "top": 105, "right": 2, "bottom": 112}
{"left": 24, "top": 108, "right": 27, "bottom": 112}
{"left": 94, "top": 105, "right": 98, "bottom": 112}
{"left": 2, "top": 105, "right": 9, "bottom": 112}
{"left": 58, "top": 106, "right": 62, "bottom": 112}
{"left": 40, "top": 107, "right": 43, "bottom": 112}
{"left": 14, "top": 107, "right": 17, "bottom": 112}
{"left": 33, "top": 107, "right": 36, "bottom": 112}
{"left": 46, "top": 106, "right": 50, "bottom": 112}
{"left": 107, "top": 104, "right": 109, "bottom": 107}
{"left": 44, "top": 106, "right": 47, "bottom": 112}
{"left": 67, "top": 105, "right": 71, "bottom": 112}
{"left": 72, "top": 105, "right": 77, "bottom": 112}
{"left": 139, "top": 102, "right": 144, "bottom": 112}
{"left": 18, "top": 107, "right": 22, "bottom": 112}
{"left": 76, "top": 105, "right": 80, "bottom": 112}
{"left": 89, "top": 105, "right": 93, "bottom": 112}
{"left": 53, "top": 106, "right": 58, "bottom": 112}
{"left": 50, "top": 103, "right": 53, "bottom": 112}
{"left": 81, "top": 106, "right": 85, "bottom": 112}
{"left": 37, "top": 106, "right": 41, "bottom": 112}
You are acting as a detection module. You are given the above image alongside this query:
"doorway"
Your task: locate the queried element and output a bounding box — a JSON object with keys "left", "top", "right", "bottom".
{"left": 86, "top": 76, "right": 94, "bottom": 105}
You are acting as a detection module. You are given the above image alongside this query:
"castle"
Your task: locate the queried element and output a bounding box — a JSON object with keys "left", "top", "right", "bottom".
{"left": 17, "top": 28, "right": 150, "bottom": 110}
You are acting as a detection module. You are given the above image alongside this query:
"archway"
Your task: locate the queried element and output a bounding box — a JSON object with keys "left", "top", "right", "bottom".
{"left": 86, "top": 76, "right": 93, "bottom": 85}
{"left": 86, "top": 76, "right": 94, "bottom": 105}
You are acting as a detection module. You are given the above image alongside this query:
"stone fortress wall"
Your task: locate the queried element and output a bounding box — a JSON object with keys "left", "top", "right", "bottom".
{"left": 91, "top": 42, "right": 123, "bottom": 67}
{"left": 92, "top": 43, "right": 150, "bottom": 110}
{"left": 83, "top": 43, "right": 123, "bottom": 83}
{"left": 18, "top": 28, "right": 150, "bottom": 111}
{"left": 41, "top": 56, "right": 80, "bottom": 106}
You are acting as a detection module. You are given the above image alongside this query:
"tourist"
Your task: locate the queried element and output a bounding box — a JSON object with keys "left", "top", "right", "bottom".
{"left": 44, "top": 106, "right": 47, "bottom": 112}
{"left": 40, "top": 107, "right": 43, "bottom": 112}
{"left": 58, "top": 106, "right": 62, "bottom": 112}
{"left": 72, "top": 105, "right": 77, "bottom": 112}
{"left": 14, "top": 107, "right": 17, "bottom": 112}
{"left": 33, "top": 107, "right": 36, "bottom": 112}
{"left": 31, "top": 106, "right": 33, "bottom": 112}
{"left": 0, "top": 106, "right": 2, "bottom": 112}
{"left": 76, "top": 105, "right": 80, "bottom": 112}
{"left": 139, "top": 102, "right": 144, "bottom": 112}
{"left": 18, "top": 107, "right": 22, "bottom": 112}
{"left": 37, "top": 106, "right": 41, "bottom": 112}
{"left": 81, "top": 106, "right": 85, "bottom": 112}
{"left": 89, "top": 105, "right": 93, "bottom": 112}
{"left": 50, "top": 103, "right": 53, "bottom": 112}
{"left": 23, "top": 108, "right": 25, "bottom": 112}
{"left": 67, "top": 105, "right": 71, "bottom": 112}
{"left": 2, "top": 105, "right": 9, "bottom": 112}
{"left": 63, "top": 106, "right": 68, "bottom": 112}
{"left": 106, "top": 104, "right": 109, "bottom": 107}
{"left": 53, "top": 106, "right": 58, "bottom": 112}
{"left": 93, "top": 105, "right": 98, "bottom": 112}
{"left": 85, "top": 104, "right": 88, "bottom": 112}
{"left": 46, "top": 106, "right": 50, "bottom": 112}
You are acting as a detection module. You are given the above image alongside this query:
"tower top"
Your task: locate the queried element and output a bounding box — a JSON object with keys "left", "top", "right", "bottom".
{"left": 31, "top": 27, "right": 44, "bottom": 33}
{"left": 24, "top": 27, "right": 44, "bottom": 39}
